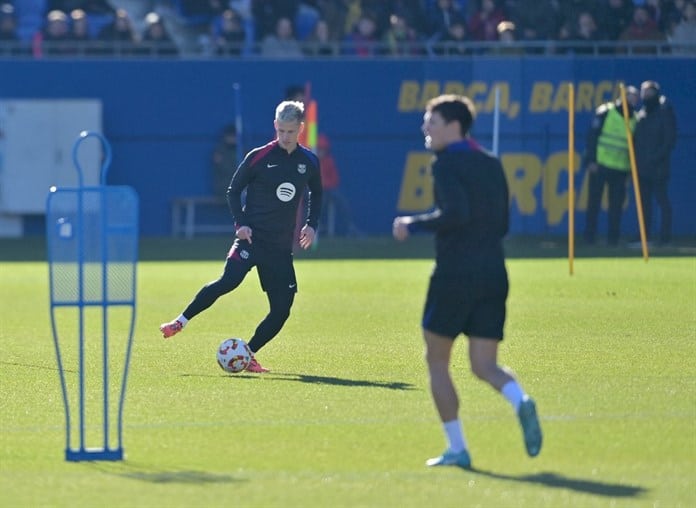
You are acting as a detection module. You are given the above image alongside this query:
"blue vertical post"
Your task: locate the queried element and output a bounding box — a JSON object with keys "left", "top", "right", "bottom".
{"left": 233, "top": 82, "right": 243, "bottom": 165}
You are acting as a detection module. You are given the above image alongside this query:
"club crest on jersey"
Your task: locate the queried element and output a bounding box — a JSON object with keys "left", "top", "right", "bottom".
{"left": 297, "top": 164, "right": 306, "bottom": 174}
{"left": 239, "top": 249, "right": 249, "bottom": 259}
{"left": 276, "top": 182, "right": 296, "bottom": 202}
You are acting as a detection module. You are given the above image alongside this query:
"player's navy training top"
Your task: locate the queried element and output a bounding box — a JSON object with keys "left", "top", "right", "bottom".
{"left": 408, "top": 139, "right": 509, "bottom": 275}
{"left": 227, "top": 140, "right": 322, "bottom": 251}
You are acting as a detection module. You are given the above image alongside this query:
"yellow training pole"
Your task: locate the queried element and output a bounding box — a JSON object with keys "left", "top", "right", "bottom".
{"left": 619, "top": 83, "right": 649, "bottom": 261}
{"left": 568, "top": 83, "right": 575, "bottom": 275}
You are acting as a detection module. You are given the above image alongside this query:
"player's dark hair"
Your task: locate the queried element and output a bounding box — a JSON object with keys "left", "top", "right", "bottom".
{"left": 641, "top": 80, "right": 660, "bottom": 92}
{"left": 426, "top": 95, "right": 476, "bottom": 137}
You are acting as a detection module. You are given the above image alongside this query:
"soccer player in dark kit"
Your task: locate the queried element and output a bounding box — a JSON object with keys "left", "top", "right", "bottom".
{"left": 160, "top": 100, "right": 322, "bottom": 373}
{"left": 392, "top": 94, "right": 542, "bottom": 469}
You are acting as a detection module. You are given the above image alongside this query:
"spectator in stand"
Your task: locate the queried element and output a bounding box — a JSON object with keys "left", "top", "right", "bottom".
{"left": 566, "top": 11, "right": 606, "bottom": 54}
{"left": 36, "top": 10, "right": 72, "bottom": 57}
{"left": 557, "top": 19, "right": 572, "bottom": 47}
{"left": 97, "top": 8, "right": 138, "bottom": 56}
{"left": 0, "top": 3, "right": 31, "bottom": 56}
{"left": 512, "top": 0, "right": 560, "bottom": 52}
{"left": 213, "top": 8, "right": 246, "bottom": 56}
{"left": 138, "top": 12, "right": 179, "bottom": 57}
{"left": 0, "top": 3, "right": 18, "bottom": 41}
{"left": 342, "top": 13, "right": 380, "bottom": 56}
{"left": 359, "top": 0, "right": 393, "bottom": 35}
{"left": 645, "top": 0, "right": 672, "bottom": 33}
{"left": 333, "top": 0, "right": 387, "bottom": 40}
{"left": 67, "top": 8, "right": 92, "bottom": 54}
{"left": 432, "top": 17, "right": 472, "bottom": 55}
{"left": 664, "top": 0, "right": 688, "bottom": 35}
{"left": 382, "top": 12, "right": 424, "bottom": 55}
{"left": 468, "top": 0, "right": 506, "bottom": 41}
{"left": 303, "top": 18, "right": 336, "bottom": 56}
{"left": 598, "top": 0, "right": 634, "bottom": 40}
{"left": 314, "top": 0, "right": 351, "bottom": 41}
{"left": 670, "top": 0, "right": 696, "bottom": 53}
{"left": 425, "top": 0, "right": 467, "bottom": 40}
{"left": 293, "top": 2, "right": 321, "bottom": 41}
{"left": 390, "top": 0, "right": 427, "bottom": 36}
{"left": 557, "top": 0, "right": 599, "bottom": 29}
{"left": 490, "top": 20, "right": 525, "bottom": 55}
{"left": 316, "top": 134, "right": 360, "bottom": 237}
{"left": 252, "top": 0, "right": 300, "bottom": 41}
{"left": 227, "top": 0, "right": 253, "bottom": 41}
{"left": 260, "top": 16, "right": 304, "bottom": 58}
{"left": 618, "top": 5, "right": 666, "bottom": 53}
{"left": 46, "top": 0, "right": 114, "bottom": 15}
{"left": 335, "top": 0, "right": 363, "bottom": 40}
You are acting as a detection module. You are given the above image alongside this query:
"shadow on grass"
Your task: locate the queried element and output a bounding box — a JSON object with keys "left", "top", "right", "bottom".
{"left": 0, "top": 360, "right": 75, "bottom": 373}
{"left": 90, "top": 461, "right": 244, "bottom": 484}
{"left": 270, "top": 372, "right": 417, "bottom": 390}
{"left": 180, "top": 371, "right": 416, "bottom": 390}
{"left": 469, "top": 468, "right": 648, "bottom": 498}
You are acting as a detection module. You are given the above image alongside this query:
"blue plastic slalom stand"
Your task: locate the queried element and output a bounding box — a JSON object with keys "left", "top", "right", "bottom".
{"left": 46, "top": 131, "right": 139, "bottom": 462}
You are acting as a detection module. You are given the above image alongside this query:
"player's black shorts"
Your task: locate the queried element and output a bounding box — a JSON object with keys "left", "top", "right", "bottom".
{"left": 226, "top": 239, "right": 297, "bottom": 293}
{"left": 422, "top": 270, "right": 508, "bottom": 340}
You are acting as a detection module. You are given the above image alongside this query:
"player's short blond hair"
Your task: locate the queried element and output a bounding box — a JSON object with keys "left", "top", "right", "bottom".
{"left": 275, "top": 101, "right": 305, "bottom": 123}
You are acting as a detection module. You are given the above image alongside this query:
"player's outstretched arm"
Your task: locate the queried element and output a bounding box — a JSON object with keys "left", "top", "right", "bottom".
{"left": 392, "top": 216, "right": 412, "bottom": 241}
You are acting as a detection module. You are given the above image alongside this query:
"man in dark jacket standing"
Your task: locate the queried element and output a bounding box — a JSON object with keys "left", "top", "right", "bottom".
{"left": 633, "top": 81, "right": 678, "bottom": 245}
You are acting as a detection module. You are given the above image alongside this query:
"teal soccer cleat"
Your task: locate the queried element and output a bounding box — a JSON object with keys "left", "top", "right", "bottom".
{"left": 426, "top": 449, "right": 471, "bottom": 469}
{"left": 518, "top": 398, "right": 543, "bottom": 457}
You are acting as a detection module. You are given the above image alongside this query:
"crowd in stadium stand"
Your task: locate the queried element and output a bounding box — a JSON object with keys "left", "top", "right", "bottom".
{"left": 0, "top": 0, "right": 694, "bottom": 57}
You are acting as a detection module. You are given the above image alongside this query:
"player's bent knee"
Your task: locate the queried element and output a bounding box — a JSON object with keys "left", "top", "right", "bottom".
{"left": 214, "top": 278, "right": 240, "bottom": 294}
{"left": 470, "top": 361, "right": 496, "bottom": 381}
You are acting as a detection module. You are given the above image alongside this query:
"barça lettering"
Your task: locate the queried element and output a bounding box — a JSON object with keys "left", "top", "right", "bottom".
{"left": 397, "top": 79, "right": 623, "bottom": 116}
{"left": 398, "top": 150, "right": 596, "bottom": 226}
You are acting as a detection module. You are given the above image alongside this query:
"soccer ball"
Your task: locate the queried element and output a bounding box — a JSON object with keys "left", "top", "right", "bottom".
{"left": 216, "top": 338, "right": 252, "bottom": 373}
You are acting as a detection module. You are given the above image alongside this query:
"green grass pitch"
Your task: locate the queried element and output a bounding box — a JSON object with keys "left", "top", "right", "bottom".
{"left": 1, "top": 237, "right": 694, "bottom": 507}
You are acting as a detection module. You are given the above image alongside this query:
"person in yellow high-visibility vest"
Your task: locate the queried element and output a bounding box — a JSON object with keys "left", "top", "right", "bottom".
{"left": 582, "top": 86, "right": 639, "bottom": 246}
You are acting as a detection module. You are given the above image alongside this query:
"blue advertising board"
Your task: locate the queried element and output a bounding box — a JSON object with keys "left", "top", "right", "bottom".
{"left": 1, "top": 57, "right": 694, "bottom": 237}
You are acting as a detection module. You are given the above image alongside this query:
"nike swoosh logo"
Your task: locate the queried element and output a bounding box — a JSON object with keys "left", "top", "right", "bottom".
{"left": 267, "top": 163, "right": 279, "bottom": 168}
{"left": 289, "top": 283, "right": 296, "bottom": 288}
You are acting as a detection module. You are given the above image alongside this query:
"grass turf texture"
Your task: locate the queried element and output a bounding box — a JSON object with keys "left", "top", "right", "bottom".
{"left": 1, "top": 237, "right": 694, "bottom": 507}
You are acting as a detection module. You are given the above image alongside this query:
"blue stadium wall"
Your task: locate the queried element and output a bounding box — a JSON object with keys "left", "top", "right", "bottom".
{"left": 1, "top": 57, "right": 694, "bottom": 237}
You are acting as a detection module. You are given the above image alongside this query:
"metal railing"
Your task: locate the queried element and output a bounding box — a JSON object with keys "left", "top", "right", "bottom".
{"left": 1, "top": 39, "right": 694, "bottom": 59}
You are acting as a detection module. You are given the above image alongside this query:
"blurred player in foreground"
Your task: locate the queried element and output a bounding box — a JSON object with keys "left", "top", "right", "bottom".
{"left": 160, "top": 100, "right": 322, "bottom": 373}
{"left": 392, "top": 94, "right": 542, "bottom": 469}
